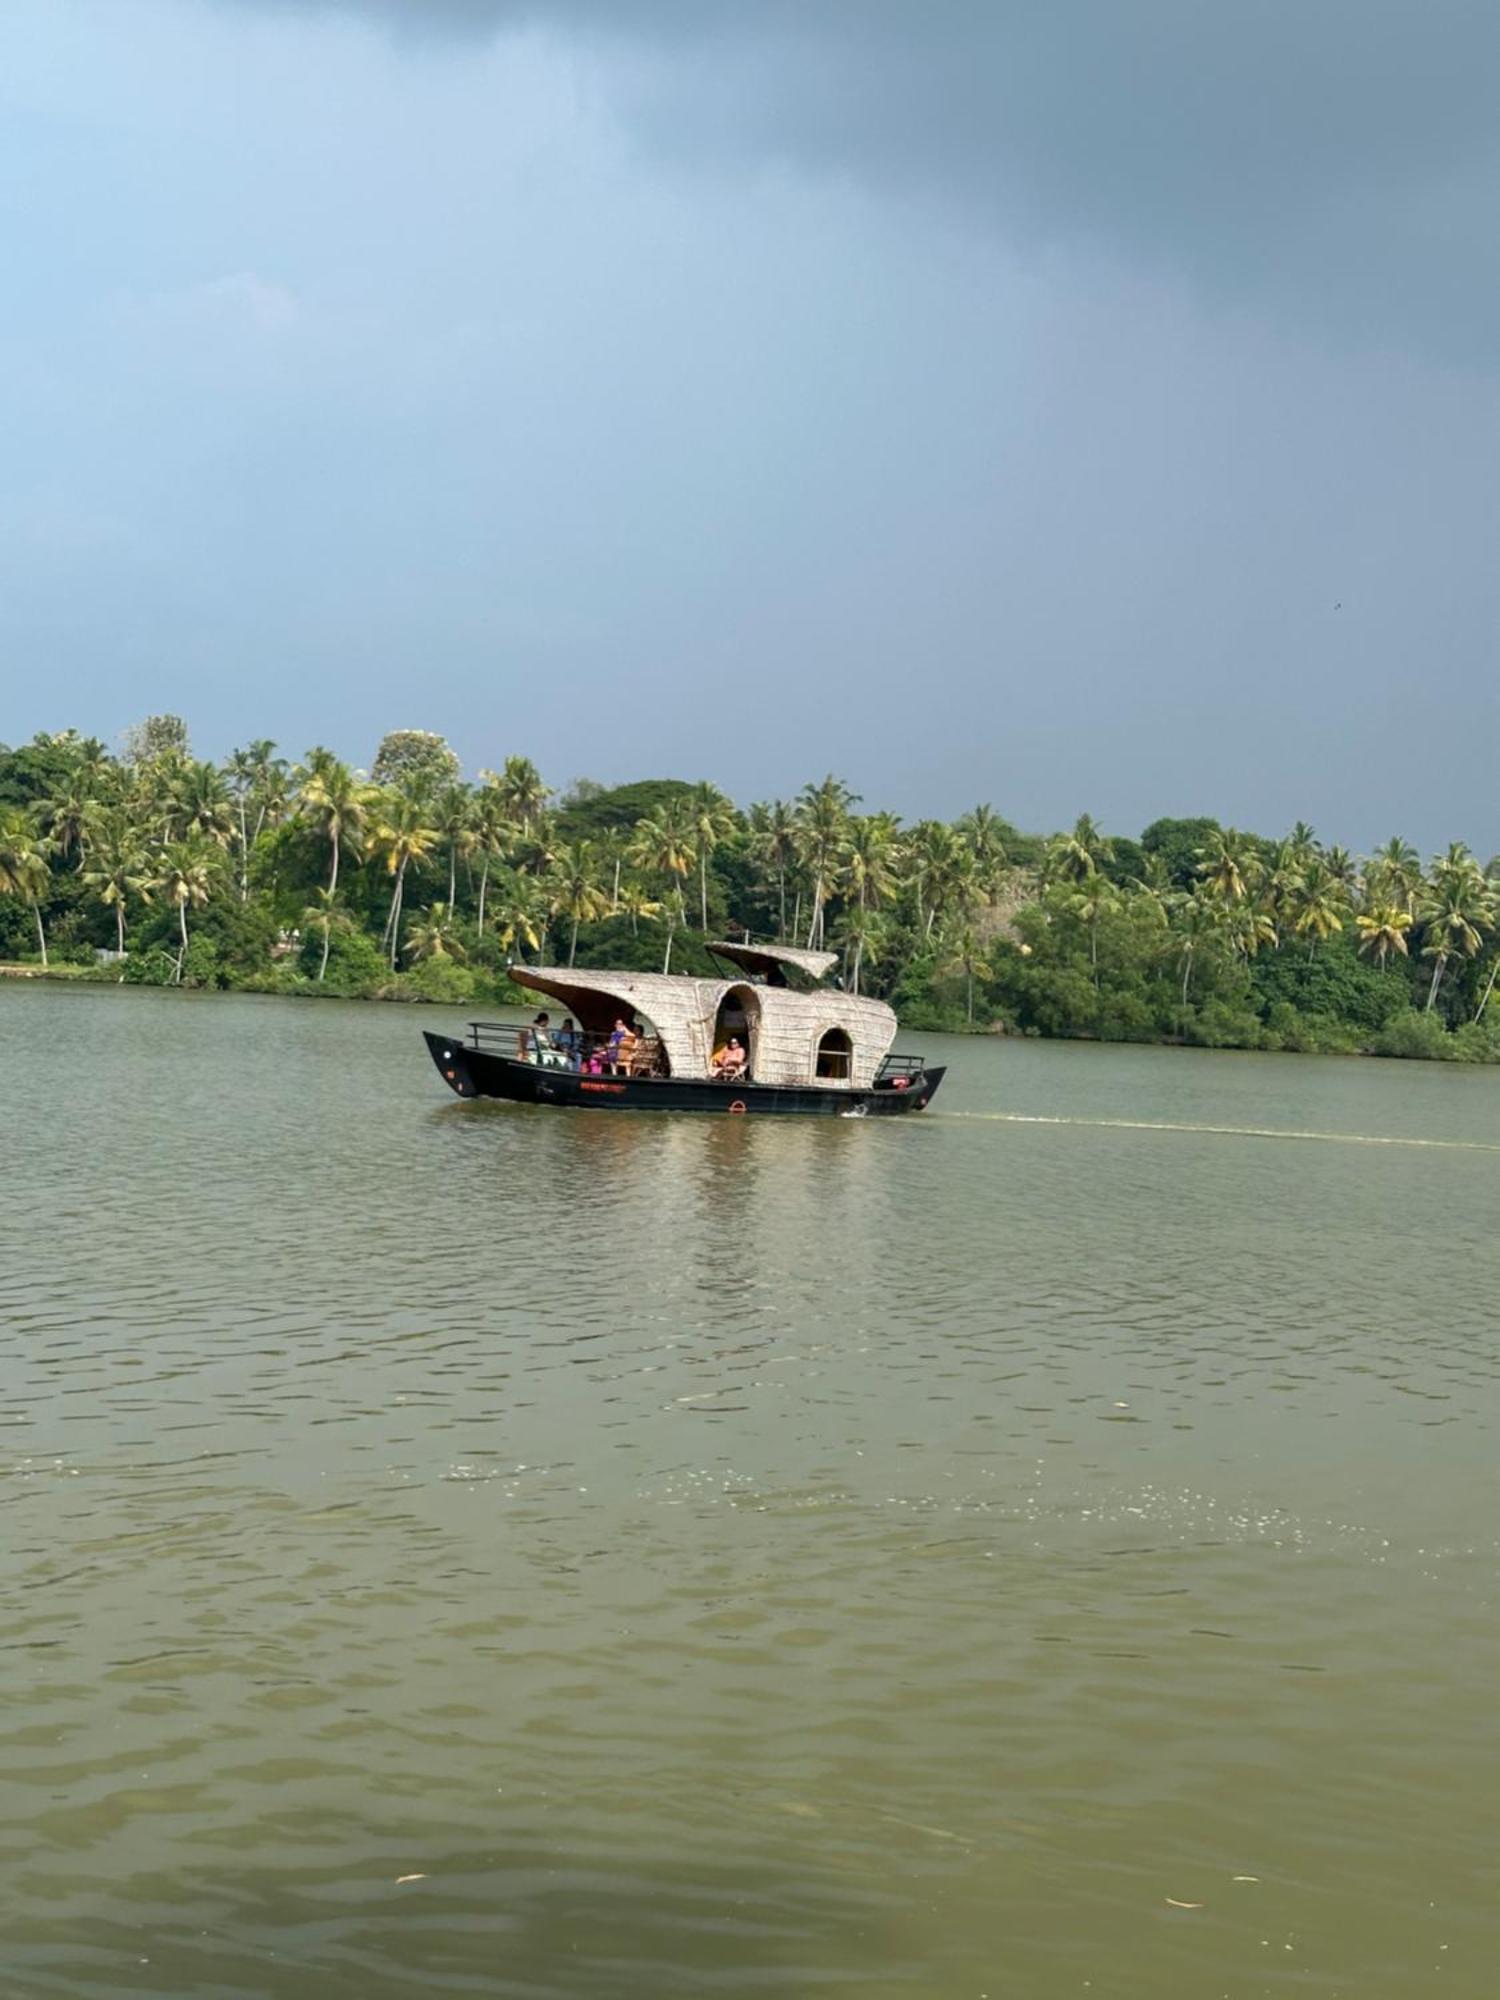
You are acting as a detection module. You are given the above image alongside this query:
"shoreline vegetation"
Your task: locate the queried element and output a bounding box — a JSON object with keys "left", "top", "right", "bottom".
{"left": 2, "top": 719, "right": 1498, "bottom": 1065}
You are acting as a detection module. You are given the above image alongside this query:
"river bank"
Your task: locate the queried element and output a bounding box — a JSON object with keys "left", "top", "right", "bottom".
{"left": 6, "top": 956, "right": 1497, "bottom": 1064}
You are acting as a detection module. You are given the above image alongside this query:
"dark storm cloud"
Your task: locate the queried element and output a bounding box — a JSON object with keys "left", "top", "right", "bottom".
{"left": 231, "top": 0, "right": 1500, "bottom": 353}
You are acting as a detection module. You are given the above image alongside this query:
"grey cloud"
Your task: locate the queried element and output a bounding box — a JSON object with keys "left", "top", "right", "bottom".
{"left": 228, "top": 1, "right": 1500, "bottom": 354}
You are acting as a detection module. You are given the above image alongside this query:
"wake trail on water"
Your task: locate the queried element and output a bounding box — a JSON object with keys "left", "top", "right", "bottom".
{"left": 942, "top": 1111, "right": 1500, "bottom": 1154}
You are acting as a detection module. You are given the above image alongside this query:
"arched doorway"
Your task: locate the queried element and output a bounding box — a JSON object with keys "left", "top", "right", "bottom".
{"left": 815, "top": 1025, "right": 852, "bottom": 1080}
{"left": 712, "top": 984, "right": 760, "bottom": 1079}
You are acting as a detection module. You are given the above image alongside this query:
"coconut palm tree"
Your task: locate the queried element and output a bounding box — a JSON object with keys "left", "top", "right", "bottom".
{"left": 1067, "top": 876, "right": 1121, "bottom": 981}
{"left": 843, "top": 812, "right": 902, "bottom": 923}
{"left": 797, "top": 775, "right": 856, "bottom": 949}
{"left": 405, "top": 902, "right": 468, "bottom": 964}
{"left": 940, "top": 917, "right": 994, "bottom": 1025}
{"left": 297, "top": 756, "right": 372, "bottom": 913}
{"left": 551, "top": 841, "right": 609, "bottom": 965}
{"left": 41, "top": 774, "right": 93, "bottom": 871}
{"left": 493, "top": 755, "right": 548, "bottom": 832}
{"left": 0, "top": 810, "right": 53, "bottom": 965}
{"left": 300, "top": 887, "right": 355, "bottom": 983}
{"left": 1322, "top": 845, "right": 1358, "bottom": 895}
{"left": 225, "top": 739, "right": 283, "bottom": 900}
{"left": 369, "top": 793, "right": 440, "bottom": 968}
{"left": 492, "top": 875, "right": 546, "bottom": 964}
{"left": 1196, "top": 829, "right": 1262, "bottom": 904}
{"left": 907, "top": 819, "right": 965, "bottom": 940}
{"left": 1418, "top": 854, "right": 1494, "bottom": 1012}
{"left": 1046, "top": 813, "right": 1113, "bottom": 887}
{"left": 1224, "top": 901, "right": 1277, "bottom": 960}
{"left": 687, "top": 781, "right": 737, "bottom": 933}
{"left": 838, "top": 904, "right": 889, "bottom": 997}
{"left": 748, "top": 799, "right": 799, "bottom": 940}
{"left": 176, "top": 760, "right": 236, "bottom": 850}
{"left": 1355, "top": 903, "right": 1413, "bottom": 971}
{"left": 431, "top": 782, "right": 475, "bottom": 910}
{"left": 151, "top": 840, "right": 219, "bottom": 983}
{"left": 1166, "top": 890, "right": 1223, "bottom": 1005}
{"left": 629, "top": 801, "right": 695, "bottom": 971}
{"left": 82, "top": 813, "right": 151, "bottom": 955}
{"left": 1365, "top": 836, "right": 1422, "bottom": 909}
{"left": 617, "top": 880, "right": 662, "bottom": 935}
{"left": 468, "top": 783, "right": 512, "bottom": 938}
{"left": 958, "top": 803, "right": 1007, "bottom": 889}
{"left": 1286, "top": 821, "right": 1320, "bottom": 869}
{"left": 1290, "top": 863, "right": 1346, "bottom": 957}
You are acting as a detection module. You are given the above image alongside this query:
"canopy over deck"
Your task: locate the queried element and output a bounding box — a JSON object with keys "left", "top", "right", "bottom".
{"left": 707, "top": 941, "right": 839, "bottom": 986}
{"left": 509, "top": 961, "right": 897, "bottom": 1087}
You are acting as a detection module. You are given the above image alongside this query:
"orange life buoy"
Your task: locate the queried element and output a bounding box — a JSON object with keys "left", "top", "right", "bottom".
{"left": 728, "top": 1100, "right": 747, "bottom": 1115}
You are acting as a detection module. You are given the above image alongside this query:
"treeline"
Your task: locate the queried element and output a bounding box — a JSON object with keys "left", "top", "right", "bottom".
{"left": 2, "top": 719, "right": 1498, "bottom": 1063}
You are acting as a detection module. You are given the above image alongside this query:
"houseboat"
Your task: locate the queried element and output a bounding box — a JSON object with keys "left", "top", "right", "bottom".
{"left": 422, "top": 941, "right": 946, "bottom": 1116}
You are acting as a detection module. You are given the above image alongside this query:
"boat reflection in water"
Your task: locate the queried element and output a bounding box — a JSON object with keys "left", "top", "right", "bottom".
{"left": 424, "top": 940, "right": 946, "bottom": 1117}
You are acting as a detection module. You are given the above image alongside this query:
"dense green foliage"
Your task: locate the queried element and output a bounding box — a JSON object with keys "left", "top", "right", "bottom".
{"left": 2, "top": 724, "right": 1498, "bottom": 1063}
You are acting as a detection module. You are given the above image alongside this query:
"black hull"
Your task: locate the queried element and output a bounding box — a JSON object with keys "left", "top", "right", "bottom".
{"left": 424, "top": 1032, "right": 945, "bottom": 1116}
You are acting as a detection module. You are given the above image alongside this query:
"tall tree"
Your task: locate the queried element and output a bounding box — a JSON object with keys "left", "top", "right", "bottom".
{"left": 797, "top": 775, "right": 857, "bottom": 949}
{"left": 687, "top": 781, "right": 737, "bottom": 933}
{"left": 370, "top": 794, "right": 439, "bottom": 968}
{"left": 151, "top": 841, "right": 219, "bottom": 983}
{"left": 296, "top": 757, "right": 372, "bottom": 923}
{"left": 83, "top": 812, "right": 151, "bottom": 955}
{"left": 0, "top": 810, "right": 53, "bottom": 966}
{"left": 551, "top": 842, "right": 609, "bottom": 966}
{"left": 629, "top": 802, "right": 695, "bottom": 972}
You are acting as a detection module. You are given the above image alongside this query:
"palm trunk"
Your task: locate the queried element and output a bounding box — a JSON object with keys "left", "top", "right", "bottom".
{"left": 116, "top": 902, "right": 125, "bottom": 955}
{"left": 791, "top": 888, "right": 802, "bottom": 944}
{"left": 569, "top": 915, "right": 579, "bottom": 966}
{"left": 33, "top": 902, "right": 48, "bottom": 969}
{"left": 328, "top": 832, "right": 340, "bottom": 899}
{"left": 477, "top": 856, "right": 490, "bottom": 936}
{"left": 662, "top": 919, "right": 674, "bottom": 975}
{"left": 239, "top": 798, "right": 250, "bottom": 902}
{"left": 778, "top": 870, "right": 786, "bottom": 939}
{"left": 176, "top": 900, "right": 188, "bottom": 983}
{"left": 806, "top": 877, "right": 822, "bottom": 949}
{"left": 1181, "top": 952, "right": 1192, "bottom": 1006}
{"left": 386, "top": 863, "right": 406, "bottom": 967}
{"left": 700, "top": 851, "right": 709, "bottom": 933}
{"left": 1426, "top": 953, "right": 1446, "bottom": 1011}
{"left": 1475, "top": 958, "right": 1500, "bottom": 1023}
{"left": 612, "top": 854, "right": 621, "bottom": 913}
{"left": 318, "top": 921, "right": 332, "bottom": 983}
{"left": 967, "top": 965, "right": 974, "bottom": 1023}
{"left": 449, "top": 845, "right": 457, "bottom": 909}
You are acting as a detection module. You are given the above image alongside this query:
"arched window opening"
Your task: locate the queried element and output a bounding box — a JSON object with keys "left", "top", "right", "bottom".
{"left": 815, "top": 1026, "right": 853, "bottom": 1081}
{"left": 712, "top": 984, "right": 759, "bottom": 1081}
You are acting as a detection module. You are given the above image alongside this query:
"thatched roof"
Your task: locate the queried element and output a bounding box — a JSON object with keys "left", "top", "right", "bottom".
{"left": 707, "top": 940, "right": 839, "bottom": 983}
{"left": 510, "top": 962, "right": 897, "bottom": 1086}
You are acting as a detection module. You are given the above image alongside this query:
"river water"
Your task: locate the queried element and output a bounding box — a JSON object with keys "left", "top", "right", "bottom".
{"left": 3, "top": 982, "right": 1497, "bottom": 1999}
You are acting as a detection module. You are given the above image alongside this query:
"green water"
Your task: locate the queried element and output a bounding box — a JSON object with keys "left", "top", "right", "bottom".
{"left": 3, "top": 983, "right": 1497, "bottom": 1998}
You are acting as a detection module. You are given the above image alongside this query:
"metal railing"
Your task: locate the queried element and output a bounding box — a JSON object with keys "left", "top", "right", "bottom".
{"left": 466, "top": 1020, "right": 669, "bottom": 1076}
{"left": 875, "top": 1052, "right": 926, "bottom": 1085}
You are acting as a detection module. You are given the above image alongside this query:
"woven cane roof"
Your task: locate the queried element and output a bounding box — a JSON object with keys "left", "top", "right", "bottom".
{"left": 510, "top": 963, "right": 897, "bottom": 1087}
{"left": 707, "top": 941, "right": 840, "bottom": 982}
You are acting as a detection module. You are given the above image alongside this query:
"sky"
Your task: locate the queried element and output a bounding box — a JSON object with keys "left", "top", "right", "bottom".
{"left": 2, "top": 0, "right": 1497, "bottom": 851}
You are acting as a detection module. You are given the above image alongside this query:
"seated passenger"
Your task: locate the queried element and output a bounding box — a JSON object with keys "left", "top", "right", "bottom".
{"left": 607, "top": 1017, "right": 635, "bottom": 1074}
{"left": 715, "top": 1036, "right": 747, "bottom": 1081}
{"left": 519, "top": 1011, "right": 550, "bottom": 1063}
{"left": 555, "top": 1017, "right": 582, "bottom": 1069}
